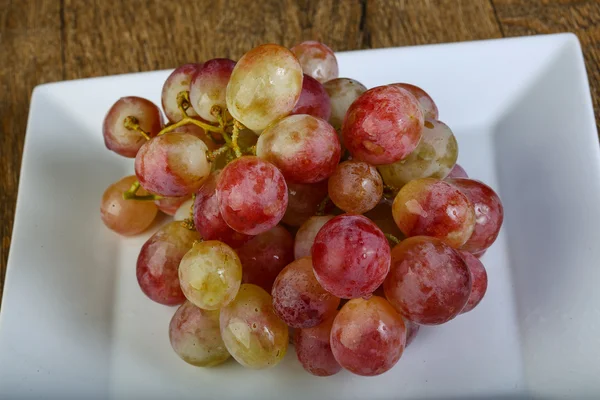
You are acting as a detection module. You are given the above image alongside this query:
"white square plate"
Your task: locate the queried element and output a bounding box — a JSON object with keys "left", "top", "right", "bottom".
{"left": 1, "top": 33, "right": 599, "bottom": 400}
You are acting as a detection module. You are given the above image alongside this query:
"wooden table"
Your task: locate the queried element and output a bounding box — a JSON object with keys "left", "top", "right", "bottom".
{"left": 1, "top": 0, "right": 599, "bottom": 301}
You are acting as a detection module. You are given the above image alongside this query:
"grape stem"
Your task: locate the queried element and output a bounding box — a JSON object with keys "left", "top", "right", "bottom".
{"left": 122, "top": 180, "right": 162, "bottom": 201}
{"left": 316, "top": 195, "right": 330, "bottom": 216}
{"left": 176, "top": 91, "right": 191, "bottom": 119}
{"left": 384, "top": 233, "right": 400, "bottom": 246}
{"left": 206, "top": 145, "right": 230, "bottom": 162}
{"left": 123, "top": 116, "right": 151, "bottom": 140}
{"left": 231, "top": 120, "right": 244, "bottom": 158}
{"left": 181, "top": 217, "right": 196, "bottom": 231}
{"left": 158, "top": 117, "right": 224, "bottom": 135}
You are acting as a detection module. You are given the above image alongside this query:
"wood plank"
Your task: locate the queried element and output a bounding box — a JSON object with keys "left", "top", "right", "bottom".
{"left": 0, "top": 0, "right": 63, "bottom": 304}
{"left": 492, "top": 0, "right": 600, "bottom": 126}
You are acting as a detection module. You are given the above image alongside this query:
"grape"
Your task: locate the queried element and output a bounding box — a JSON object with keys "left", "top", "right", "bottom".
{"left": 178, "top": 240, "right": 242, "bottom": 310}
{"left": 330, "top": 296, "right": 406, "bottom": 376}
{"left": 238, "top": 225, "right": 294, "bottom": 292}
{"left": 384, "top": 236, "right": 471, "bottom": 325}
{"left": 291, "top": 74, "right": 331, "bottom": 120}
{"left": 226, "top": 44, "right": 303, "bottom": 131}
{"left": 404, "top": 318, "right": 420, "bottom": 347}
{"left": 294, "top": 312, "right": 341, "bottom": 377}
{"left": 154, "top": 195, "right": 190, "bottom": 216}
{"left": 256, "top": 114, "right": 341, "bottom": 183}
{"left": 312, "top": 214, "right": 390, "bottom": 298}
{"left": 189, "top": 58, "right": 236, "bottom": 123}
{"left": 103, "top": 97, "right": 163, "bottom": 158}
{"left": 220, "top": 284, "right": 288, "bottom": 369}
{"left": 161, "top": 63, "right": 203, "bottom": 122}
{"left": 216, "top": 156, "right": 288, "bottom": 235}
{"left": 281, "top": 180, "right": 328, "bottom": 227}
{"left": 391, "top": 83, "right": 439, "bottom": 120}
{"left": 378, "top": 119, "right": 458, "bottom": 188}
{"left": 447, "top": 163, "right": 468, "bottom": 179}
{"left": 136, "top": 221, "right": 200, "bottom": 306}
{"left": 171, "top": 122, "right": 220, "bottom": 152}
{"left": 447, "top": 178, "right": 504, "bottom": 253}
{"left": 290, "top": 41, "right": 339, "bottom": 83}
{"left": 323, "top": 78, "right": 367, "bottom": 131}
{"left": 193, "top": 172, "right": 252, "bottom": 247}
{"left": 294, "top": 215, "right": 335, "bottom": 260}
{"left": 459, "top": 250, "right": 488, "bottom": 314}
{"left": 363, "top": 202, "right": 405, "bottom": 241}
{"left": 342, "top": 85, "right": 424, "bottom": 165}
{"left": 100, "top": 175, "right": 157, "bottom": 236}
{"left": 272, "top": 257, "right": 340, "bottom": 328}
{"left": 135, "top": 132, "right": 212, "bottom": 197}
{"left": 328, "top": 160, "right": 383, "bottom": 214}
{"left": 169, "top": 301, "right": 230, "bottom": 367}
{"left": 174, "top": 198, "right": 194, "bottom": 221}
{"left": 392, "top": 178, "right": 475, "bottom": 248}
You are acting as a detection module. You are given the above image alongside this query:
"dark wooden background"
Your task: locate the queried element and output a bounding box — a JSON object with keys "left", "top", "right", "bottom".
{"left": 1, "top": 0, "right": 599, "bottom": 301}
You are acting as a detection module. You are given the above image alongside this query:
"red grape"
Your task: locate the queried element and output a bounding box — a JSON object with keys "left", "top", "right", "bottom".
{"left": 342, "top": 85, "right": 424, "bottom": 165}
{"left": 392, "top": 178, "right": 475, "bottom": 248}
{"left": 324, "top": 78, "right": 367, "bottom": 131}
{"left": 238, "top": 225, "right": 294, "bottom": 292}
{"left": 100, "top": 175, "right": 158, "bottom": 236}
{"left": 447, "top": 163, "right": 468, "bottom": 179}
{"left": 291, "top": 74, "right": 331, "bottom": 120}
{"left": 384, "top": 236, "right": 471, "bottom": 325}
{"left": 103, "top": 96, "right": 163, "bottom": 158}
{"left": 193, "top": 172, "right": 252, "bottom": 248}
{"left": 189, "top": 58, "right": 236, "bottom": 122}
{"left": 459, "top": 250, "right": 488, "bottom": 314}
{"left": 294, "top": 215, "right": 335, "bottom": 259}
{"left": 135, "top": 132, "right": 212, "bottom": 197}
{"left": 272, "top": 257, "right": 340, "bottom": 328}
{"left": 216, "top": 156, "right": 288, "bottom": 235}
{"left": 312, "top": 214, "right": 390, "bottom": 298}
{"left": 448, "top": 178, "right": 504, "bottom": 253}
{"left": 330, "top": 296, "right": 406, "bottom": 376}
{"left": 162, "top": 63, "right": 203, "bottom": 122}
{"left": 291, "top": 41, "right": 339, "bottom": 83}
{"left": 391, "top": 83, "right": 439, "bottom": 120}
{"left": 282, "top": 180, "right": 328, "bottom": 227}
{"left": 256, "top": 114, "right": 341, "bottom": 184}
{"left": 294, "top": 312, "right": 341, "bottom": 377}
{"left": 154, "top": 195, "right": 190, "bottom": 216}
{"left": 328, "top": 160, "right": 383, "bottom": 214}
{"left": 136, "top": 221, "right": 199, "bottom": 306}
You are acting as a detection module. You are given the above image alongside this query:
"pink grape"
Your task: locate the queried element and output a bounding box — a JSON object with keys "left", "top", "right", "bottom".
{"left": 272, "top": 257, "right": 340, "bottom": 328}
{"left": 220, "top": 284, "right": 288, "bottom": 369}
{"left": 459, "top": 250, "right": 488, "bottom": 314}
{"left": 154, "top": 195, "right": 190, "bottom": 216}
{"left": 473, "top": 249, "right": 486, "bottom": 259}
{"left": 384, "top": 236, "right": 471, "bottom": 325}
{"left": 291, "top": 74, "right": 331, "bottom": 120}
{"left": 294, "top": 312, "right": 341, "bottom": 377}
{"left": 404, "top": 318, "right": 420, "bottom": 347}
{"left": 447, "top": 163, "right": 468, "bottom": 179}
{"left": 342, "top": 85, "right": 424, "bottom": 165}
{"left": 161, "top": 63, "right": 203, "bottom": 122}
{"left": 135, "top": 132, "right": 212, "bottom": 197}
{"left": 328, "top": 160, "right": 383, "bottom": 214}
{"left": 226, "top": 44, "right": 303, "bottom": 131}
{"left": 100, "top": 175, "right": 157, "bottom": 236}
{"left": 392, "top": 83, "right": 439, "bottom": 120}
{"left": 330, "top": 296, "right": 406, "bottom": 376}
{"left": 193, "top": 172, "right": 252, "bottom": 248}
{"left": 103, "top": 96, "right": 163, "bottom": 157}
{"left": 324, "top": 77, "right": 367, "bottom": 131}
{"left": 256, "top": 114, "right": 341, "bottom": 183}
{"left": 312, "top": 214, "right": 390, "bottom": 298}
{"left": 178, "top": 240, "right": 242, "bottom": 310}
{"left": 136, "top": 221, "right": 199, "bottom": 306}
{"left": 282, "top": 181, "right": 328, "bottom": 227}
{"left": 294, "top": 215, "right": 335, "bottom": 259}
{"left": 216, "top": 156, "right": 288, "bottom": 235}
{"left": 169, "top": 301, "right": 230, "bottom": 367}
{"left": 448, "top": 178, "right": 504, "bottom": 253}
{"left": 290, "top": 41, "right": 339, "bottom": 83}
{"left": 392, "top": 178, "right": 475, "bottom": 248}
{"left": 238, "top": 225, "right": 294, "bottom": 292}
{"left": 378, "top": 119, "right": 458, "bottom": 188}
{"left": 189, "top": 58, "right": 236, "bottom": 122}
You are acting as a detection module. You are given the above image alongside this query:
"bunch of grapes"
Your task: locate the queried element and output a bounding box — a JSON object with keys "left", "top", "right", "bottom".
{"left": 100, "top": 40, "right": 503, "bottom": 377}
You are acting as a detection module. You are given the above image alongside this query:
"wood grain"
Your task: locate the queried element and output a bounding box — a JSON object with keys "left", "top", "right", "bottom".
{"left": 1, "top": 0, "right": 599, "bottom": 303}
